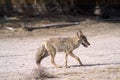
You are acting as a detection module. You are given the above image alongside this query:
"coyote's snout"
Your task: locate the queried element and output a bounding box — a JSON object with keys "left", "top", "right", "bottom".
{"left": 36, "top": 29, "right": 90, "bottom": 68}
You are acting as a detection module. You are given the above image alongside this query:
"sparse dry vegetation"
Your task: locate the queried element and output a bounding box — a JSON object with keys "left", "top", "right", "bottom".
{"left": 0, "top": 0, "right": 120, "bottom": 18}
{"left": 31, "top": 67, "right": 54, "bottom": 79}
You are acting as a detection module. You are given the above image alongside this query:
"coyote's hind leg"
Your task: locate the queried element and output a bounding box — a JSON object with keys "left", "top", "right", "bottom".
{"left": 50, "top": 51, "right": 61, "bottom": 68}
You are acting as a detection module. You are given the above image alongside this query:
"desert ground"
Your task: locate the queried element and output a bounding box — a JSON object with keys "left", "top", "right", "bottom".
{"left": 0, "top": 18, "right": 120, "bottom": 80}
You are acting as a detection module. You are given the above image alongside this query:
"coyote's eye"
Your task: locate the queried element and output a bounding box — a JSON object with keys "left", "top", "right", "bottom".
{"left": 82, "top": 36, "right": 87, "bottom": 40}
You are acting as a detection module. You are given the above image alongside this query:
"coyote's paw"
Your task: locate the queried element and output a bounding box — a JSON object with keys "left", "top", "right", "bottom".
{"left": 79, "top": 64, "right": 84, "bottom": 67}
{"left": 55, "top": 65, "right": 62, "bottom": 68}
{"left": 65, "top": 66, "right": 70, "bottom": 68}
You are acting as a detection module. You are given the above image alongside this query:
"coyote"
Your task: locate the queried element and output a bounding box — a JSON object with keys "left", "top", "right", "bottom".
{"left": 36, "top": 29, "right": 90, "bottom": 68}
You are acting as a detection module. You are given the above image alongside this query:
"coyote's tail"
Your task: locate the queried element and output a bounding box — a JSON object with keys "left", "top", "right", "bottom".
{"left": 36, "top": 43, "right": 48, "bottom": 66}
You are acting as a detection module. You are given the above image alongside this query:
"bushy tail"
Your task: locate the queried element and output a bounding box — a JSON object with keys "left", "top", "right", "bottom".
{"left": 36, "top": 44, "right": 49, "bottom": 66}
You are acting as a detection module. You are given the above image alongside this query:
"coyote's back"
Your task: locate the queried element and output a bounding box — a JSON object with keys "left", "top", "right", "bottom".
{"left": 36, "top": 29, "right": 90, "bottom": 68}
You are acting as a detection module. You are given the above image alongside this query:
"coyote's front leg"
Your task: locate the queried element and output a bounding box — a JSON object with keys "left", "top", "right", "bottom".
{"left": 68, "top": 51, "right": 83, "bottom": 66}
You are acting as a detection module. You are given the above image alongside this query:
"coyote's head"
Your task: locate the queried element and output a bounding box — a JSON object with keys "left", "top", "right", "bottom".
{"left": 77, "top": 29, "right": 90, "bottom": 48}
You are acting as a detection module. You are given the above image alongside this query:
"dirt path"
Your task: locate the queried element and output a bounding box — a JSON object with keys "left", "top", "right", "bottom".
{"left": 0, "top": 20, "right": 120, "bottom": 80}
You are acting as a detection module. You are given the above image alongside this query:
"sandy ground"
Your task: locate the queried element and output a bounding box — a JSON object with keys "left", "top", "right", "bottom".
{"left": 0, "top": 19, "right": 120, "bottom": 80}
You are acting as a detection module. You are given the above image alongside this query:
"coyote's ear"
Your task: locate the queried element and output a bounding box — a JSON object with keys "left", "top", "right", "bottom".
{"left": 77, "top": 32, "right": 80, "bottom": 38}
{"left": 79, "top": 29, "right": 83, "bottom": 36}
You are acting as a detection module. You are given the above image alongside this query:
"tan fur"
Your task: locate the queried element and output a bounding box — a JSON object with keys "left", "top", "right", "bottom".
{"left": 36, "top": 29, "right": 90, "bottom": 68}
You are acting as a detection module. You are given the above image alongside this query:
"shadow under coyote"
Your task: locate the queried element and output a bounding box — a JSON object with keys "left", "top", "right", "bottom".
{"left": 69, "top": 62, "right": 120, "bottom": 68}
{"left": 36, "top": 29, "right": 90, "bottom": 68}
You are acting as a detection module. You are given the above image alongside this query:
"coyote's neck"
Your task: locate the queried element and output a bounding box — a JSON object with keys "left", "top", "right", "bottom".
{"left": 72, "top": 36, "right": 81, "bottom": 49}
